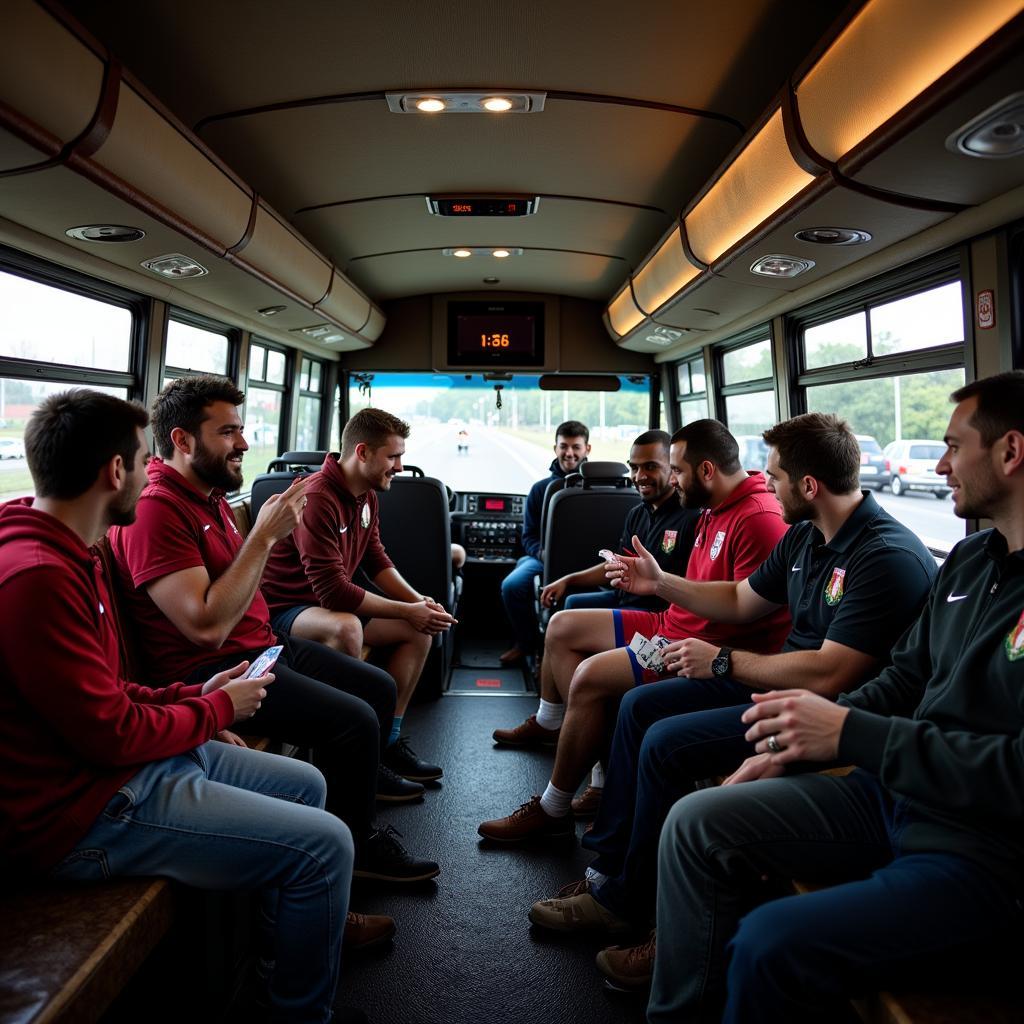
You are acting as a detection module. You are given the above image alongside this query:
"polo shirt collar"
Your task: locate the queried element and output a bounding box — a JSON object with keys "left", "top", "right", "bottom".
{"left": 147, "top": 457, "right": 225, "bottom": 507}
{"left": 645, "top": 493, "right": 681, "bottom": 520}
{"left": 983, "top": 528, "right": 1024, "bottom": 570}
{"left": 815, "top": 490, "right": 880, "bottom": 554}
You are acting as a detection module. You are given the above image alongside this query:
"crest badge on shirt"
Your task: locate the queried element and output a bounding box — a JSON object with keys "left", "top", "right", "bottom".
{"left": 1003, "top": 609, "right": 1024, "bottom": 662}
{"left": 824, "top": 567, "right": 846, "bottom": 606}
{"left": 360, "top": 504, "right": 371, "bottom": 529}
{"left": 661, "top": 530, "right": 678, "bottom": 554}
{"left": 709, "top": 530, "right": 726, "bottom": 560}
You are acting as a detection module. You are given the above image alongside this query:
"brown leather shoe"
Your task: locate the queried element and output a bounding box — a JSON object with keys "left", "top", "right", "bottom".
{"left": 529, "top": 881, "right": 631, "bottom": 935}
{"left": 344, "top": 911, "right": 396, "bottom": 950}
{"left": 492, "top": 714, "right": 560, "bottom": 747}
{"left": 571, "top": 785, "right": 603, "bottom": 818}
{"left": 596, "top": 929, "right": 656, "bottom": 990}
{"left": 499, "top": 646, "right": 524, "bottom": 664}
{"left": 478, "top": 795, "right": 575, "bottom": 842}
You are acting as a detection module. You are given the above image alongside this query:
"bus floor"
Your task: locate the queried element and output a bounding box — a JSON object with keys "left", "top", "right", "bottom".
{"left": 341, "top": 692, "right": 648, "bottom": 1024}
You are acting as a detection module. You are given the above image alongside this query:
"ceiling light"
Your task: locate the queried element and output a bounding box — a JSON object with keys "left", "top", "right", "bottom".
{"left": 140, "top": 254, "right": 207, "bottom": 279}
{"left": 483, "top": 277, "right": 500, "bottom": 284}
{"left": 443, "top": 247, "right": 523, "bottom": 258}
{"left": 642, "top": 327, "right": 686, "bottom": 347}
{"left": 948, "top": 92, "right": 1024, "bottom": 158}
{"left": 387, "top": 90, "right": 546, "bottom": 114}
{"left": 794, "top": 227, "right": 872, "bottom": 246}
{"left": 257, "top": 304, "right": 287, "bottom": 317}
{"left": 66, "top": 224, "right": 145, "bottom": 243}
{"left": 749, "top": 254, "right": 816, "bottom": 278}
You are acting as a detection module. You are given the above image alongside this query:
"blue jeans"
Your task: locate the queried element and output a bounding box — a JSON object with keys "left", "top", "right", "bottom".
{"left": 651, "top": 771, "right": 1024, "bottom": 1023}
{"left": 564, "top": 590, "right": 619, "bottom": 610}
{"left": 51, "top": 741, "right": 352, "bottom": 1024}
{"left": 582, "top": 676, "right": 756, "bottom": 921}
{"left": 501, "top": 555, "right": 543, "bottom": 652}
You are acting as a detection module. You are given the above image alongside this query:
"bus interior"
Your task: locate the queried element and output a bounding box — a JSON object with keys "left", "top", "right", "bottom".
{"left": 1, "top": 1, "right": 1023, "bottom": 1022}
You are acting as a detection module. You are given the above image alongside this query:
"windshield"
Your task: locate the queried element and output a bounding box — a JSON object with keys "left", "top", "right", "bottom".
{"left": 348, "top": 372, "right": 652, "bottom": 494}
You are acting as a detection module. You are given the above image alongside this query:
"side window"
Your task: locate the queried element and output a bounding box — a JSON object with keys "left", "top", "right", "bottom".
{"left": 675, "top": 354, "right": 708, "bottom": 425}
{"left": 716, "top": 332, "right": 775, "bottom": 469}
{"left": 797, "top": 275, "right": 966, "bottom": 555}
{"left": 163, "top": 316, "right": 231, "bottom": 386}
{"left": 0, "top": 267, "right": 138, "bottom": 501}
{"left": 246, "top": 340, "right": 289, "bottom": 475}
{"left": 295, "top": 357, "right": 324, "bottom": 451}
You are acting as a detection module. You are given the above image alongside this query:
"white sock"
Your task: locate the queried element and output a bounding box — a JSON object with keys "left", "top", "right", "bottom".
{"left": 535, "top": 699, "right": 565, "bottom": 732}
{"left": 590, "top": 762, "right": 606, "bottom": 789}
{"left": 585, "top": 865, "right": 609, "bottom": 887}
{"left": 539, "top": 781, "right": 574, "bottom": 817}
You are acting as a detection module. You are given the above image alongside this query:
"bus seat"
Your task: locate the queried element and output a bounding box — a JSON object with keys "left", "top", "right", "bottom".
{"left": 540, "top": 479, "right": 641, "bottom": 615}
{"left": 375, "top": 473, "right": 460, "bottom": 699}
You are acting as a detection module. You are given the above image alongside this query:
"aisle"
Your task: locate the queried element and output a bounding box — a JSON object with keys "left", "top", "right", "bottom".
{"left": 341, "top": 694, "right": 649, "bottom": 1024}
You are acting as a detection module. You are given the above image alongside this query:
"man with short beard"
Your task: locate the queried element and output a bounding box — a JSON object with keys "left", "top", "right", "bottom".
{"left": 110, "top": 375, "right": 439, "bottom": 895}
{"left": 479, "top": 420, "right": 791, "bottom": 843}
{"left": 529, "top": 412, "right": 937, "bottom": 994}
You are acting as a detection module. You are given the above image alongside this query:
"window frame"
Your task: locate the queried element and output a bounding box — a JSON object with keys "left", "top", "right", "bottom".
{"left": 162, "top": 307, "right": 239, "bottom": 383}
{"left": 713, "top": 324, "right": 778, "bottom": 431}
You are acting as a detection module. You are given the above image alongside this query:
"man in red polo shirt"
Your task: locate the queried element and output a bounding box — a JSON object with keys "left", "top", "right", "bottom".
{"left": 109, "top": 374, "right": 438, "bottom": 883}
{"left": 480, "top": 419, "right": 791, "bottom": 841}
{"left": 261, "top": 407, "right": 454, "bottom": 786}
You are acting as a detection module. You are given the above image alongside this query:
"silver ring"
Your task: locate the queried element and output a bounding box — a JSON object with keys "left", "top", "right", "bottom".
{"left": 766, "top": 734, "right": 782, "bottom": 754}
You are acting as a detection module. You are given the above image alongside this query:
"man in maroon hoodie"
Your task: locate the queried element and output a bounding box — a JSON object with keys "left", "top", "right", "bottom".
{"left": 261, "top": 407, "right": 455, "bottom": 787}
{"left": 0, "top": 390, "right": 361, "bottom": 1023}
{"left": 109, "top": 375, "right": 438, "bottom": 883}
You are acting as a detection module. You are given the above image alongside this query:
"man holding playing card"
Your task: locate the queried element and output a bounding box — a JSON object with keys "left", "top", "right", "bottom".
{"left": 479, "top": 419, "right": 791, "bottom": 842}
{"left": 527, "top": 413, "right": 937, "bottom": 993}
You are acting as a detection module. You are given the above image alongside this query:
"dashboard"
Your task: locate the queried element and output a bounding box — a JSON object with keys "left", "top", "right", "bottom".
{"left": 451, "top": 493, "right": 525, "bottom": 563}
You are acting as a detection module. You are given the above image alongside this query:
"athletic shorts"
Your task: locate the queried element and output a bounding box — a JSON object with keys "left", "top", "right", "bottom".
{"left": 270, "top": 605, "right": 372, "bottom": 636}
{"left": 611, "top": 608, "right": 676, "bottom": 686}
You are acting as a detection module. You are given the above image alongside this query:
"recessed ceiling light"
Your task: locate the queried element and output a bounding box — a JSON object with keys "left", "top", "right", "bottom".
{"left": 483, "top": 277, "right": 500, "bottom": 284}
{"left": 749, "top": 254, "right": 816, "bottom": 278}
{"left": 387, "top": 90, "right": 546, "bottom": 114}
{"left": 140, "top": 254, "right": 207, "bottom": 278}
{"left": 66, "top": 224, "right": 145, "bottom": 243}
{"left": 443, "top": 247, "right": 523, "bottom": 258}
{"left": 794, "top": 227, "right": 872, "bottom": 246}
{"left": 257, "top": 305, "right": 287, "bottom": 317}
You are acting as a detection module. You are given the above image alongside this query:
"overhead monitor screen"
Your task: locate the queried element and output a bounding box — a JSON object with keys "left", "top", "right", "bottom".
{"left": 446, "top": 301, "right": 545, "bottom": 367}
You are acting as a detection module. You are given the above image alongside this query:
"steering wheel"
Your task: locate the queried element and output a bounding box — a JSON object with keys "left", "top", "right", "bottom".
{"left": 445, "top": 484, "right": 458, "bottom": 512}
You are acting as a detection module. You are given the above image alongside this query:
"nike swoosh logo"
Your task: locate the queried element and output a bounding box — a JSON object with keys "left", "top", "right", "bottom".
{"left": 946, "top": 593, "right": 968, "bottom": 602}
{"left": 339, "top": 525, "right": 348, "bottom": 534}
{"left": 791, "top": 565, "right": 801, "bottom": 572}
{"left": 203, "top": 524, "right": 211, "bottom": 532}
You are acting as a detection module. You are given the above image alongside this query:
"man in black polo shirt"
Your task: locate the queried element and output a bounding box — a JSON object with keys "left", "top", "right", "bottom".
{"left": 539, "top": 430, "right": 699, "bottom": 613}
{"left": 527, "top": 413, "right": 936, "bottom": 987}
{"left": 649, "top": 372, "right": 1024, "bottom": 1023}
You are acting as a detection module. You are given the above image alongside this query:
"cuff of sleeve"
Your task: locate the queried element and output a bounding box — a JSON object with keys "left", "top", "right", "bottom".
{"left": 208, "top": 687, "right": 236, "bottom": 730}
{"left": 178, "top": 683, "right": 207, "bottom": 701}
{"left": 837, "top": 707, "right": 891, "bottom": 773}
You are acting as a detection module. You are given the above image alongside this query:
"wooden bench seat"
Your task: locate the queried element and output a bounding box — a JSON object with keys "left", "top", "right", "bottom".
{"left": 0, "top": 878, "right": 175, "bottom": 1024}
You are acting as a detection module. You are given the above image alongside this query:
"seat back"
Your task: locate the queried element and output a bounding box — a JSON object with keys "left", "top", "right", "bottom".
{"left": 541, "top": 485, "right": 641, "bottom": 588}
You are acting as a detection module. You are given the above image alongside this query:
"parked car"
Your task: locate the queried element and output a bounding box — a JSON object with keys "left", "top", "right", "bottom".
{"left": 735, "top": 435, "right": 769, "bottom": 471}
{"left": 882, "top": 439, "right": 950, "bottom": 498}
{"left": 855, "top": 434, "right": 888, "bottom": 490}
{"left": 0, "top": 438, "right": 25, "bottom": 459}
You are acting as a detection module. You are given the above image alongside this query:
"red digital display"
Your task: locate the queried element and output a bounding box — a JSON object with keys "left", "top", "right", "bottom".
{"left": 484, "top": 497, "right": 506, "bottom": 511}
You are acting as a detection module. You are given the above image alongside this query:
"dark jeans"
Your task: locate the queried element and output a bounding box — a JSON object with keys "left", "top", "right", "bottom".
{"left": 582, "top": 675, "right": 756, "bottom": 921}
{"left": 189, "top": 634, "right": 396, "bottom": 849}
{"left": 651, "top": 770, "right": 1024, "bottom": 1023}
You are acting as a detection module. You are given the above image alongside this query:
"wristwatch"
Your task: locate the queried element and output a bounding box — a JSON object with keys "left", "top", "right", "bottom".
{"left": 711, "top": 647, "right": 733, "bottom": 678}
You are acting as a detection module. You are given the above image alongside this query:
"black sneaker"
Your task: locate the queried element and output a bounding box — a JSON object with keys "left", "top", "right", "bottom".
{"left": 354, "top": 824, "right": 440, "bottom": 883}
{"left": 383, "top": 736, "right": 443, "bottom": 781}
{"left": 375, "top": 763, "right": 424, "bottom": 802}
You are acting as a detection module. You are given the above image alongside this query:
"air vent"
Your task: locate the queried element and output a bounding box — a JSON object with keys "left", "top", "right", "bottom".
{"left": 294, "top": 324, "right": 346, "bottom": 343}
{"left": 66, "top": 224, "right": 145, "bottom": 243}
{"left": 642, "top": 326, "right": 686, "bottom": 346}
{"left": 140, "top": 254, "right": 207, "bottom": 278}
{"left": 793, "top": 227, "right": 872, "bottom": 246}
{"left": 948, "top": 92, "right": 1024, "bottom": 158}
{"left": 749, "top": 254, "right": 815, "bottom": 278}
